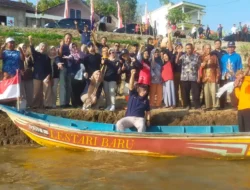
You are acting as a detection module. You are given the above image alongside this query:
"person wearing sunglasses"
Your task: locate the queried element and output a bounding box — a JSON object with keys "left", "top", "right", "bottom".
{"left": 102, "top": 48, "right": 121, "bottom": 111}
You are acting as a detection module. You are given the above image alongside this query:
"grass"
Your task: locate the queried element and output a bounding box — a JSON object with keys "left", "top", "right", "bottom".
{"left": 0, "top": 27, "right": 139, "bottom": 47}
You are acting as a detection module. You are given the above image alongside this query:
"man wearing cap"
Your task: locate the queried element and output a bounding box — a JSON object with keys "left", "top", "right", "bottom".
{"left": 74, "top": 21, "right": 91, "bottom": 45}
{"left": 0, "top": 37, "right": 24, "bottom": 79}
{"left": 220, "top": 41, "right": 242, "bottom": 108}
{"left": 83, "top": 42, "right": 102, "bottom": 77}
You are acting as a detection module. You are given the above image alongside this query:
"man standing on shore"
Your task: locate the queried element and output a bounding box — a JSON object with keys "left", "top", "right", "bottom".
{"left": 217, "top": 24, "right": 223, "bottom": 39}
{"left": 220, "top": 41, "right": 242, "bottom": 108}
{"left": 176, "top": 43, "right": 201, "bottom": 110}
{"left": 211, "top": 39, "right": 227, "bottom": 109}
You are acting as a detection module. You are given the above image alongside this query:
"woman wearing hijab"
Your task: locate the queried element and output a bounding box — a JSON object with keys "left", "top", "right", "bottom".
{"left": 161, "top": 51, "right": 176, "bottom": 108}
{"left": 48, "top": 46, "right": 59, "bottom": 108}
{"left": 63, "top": 42, "right": 86, "bottom": 107}
{"left": 18, "top": 43, "right": 33, "bottom": 107}
{"left": 138, "top": 50, "right": 151, "bottom": 86}
{"left": 28, "top": 36, "right": 52, "bottom": 108}
{"left": 81, "top": 70, "right": 103, "bottom": 110}
{"left": 150, "top": 49, "right": 163, "bottom": 108}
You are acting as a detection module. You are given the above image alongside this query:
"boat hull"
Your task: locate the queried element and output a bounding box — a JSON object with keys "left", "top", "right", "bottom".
{"left": 8, "top": 112, "right": 250, "bottom": 159}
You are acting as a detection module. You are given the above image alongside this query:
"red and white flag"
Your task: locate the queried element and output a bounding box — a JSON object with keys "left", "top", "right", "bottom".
{"left": 0, "top": 73, "right": 20, "bottom": 101}
{"left": 90, "top": 0, "right": 95, "bottom": 30}
{"left": 64, "top": 0, "right": 69, "bottom": 19}
{"left": 145, "top": 2, "right": 149, "bottom": 26}
{"left": 117, "top": 1, "right": 123, "bottom": 28}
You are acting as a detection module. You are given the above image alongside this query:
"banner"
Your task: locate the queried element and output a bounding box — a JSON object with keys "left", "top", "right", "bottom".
{"left": 7, "top": 17, "right": 14, "bottom": 27}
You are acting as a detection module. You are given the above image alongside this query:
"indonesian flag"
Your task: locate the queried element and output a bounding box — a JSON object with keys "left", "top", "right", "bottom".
{"left": 64, "top": 0, "right": 69, "bottom": 19}
{"left": 90, "top": 0, "right": 95, "bottom": 30}
{"left": 117, "top": 1, "right": 123, "bottom": 28}
{"left": 145, "top": 2, "right": 149, "bottom": 26}
{"left": 0, "top": 72, "right": 20, "bottom": 101}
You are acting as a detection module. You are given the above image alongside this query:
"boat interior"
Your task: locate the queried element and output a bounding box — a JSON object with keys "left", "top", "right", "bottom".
{"left": 27, "top": 110, "right": 239, "bottom": 134}
{"left": 3, "top": 105, "right": 239, "bottom": 134}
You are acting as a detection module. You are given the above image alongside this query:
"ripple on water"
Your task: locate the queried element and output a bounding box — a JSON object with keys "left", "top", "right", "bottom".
{"left": 0, "top": 146, "right": 250, "bottom": 190}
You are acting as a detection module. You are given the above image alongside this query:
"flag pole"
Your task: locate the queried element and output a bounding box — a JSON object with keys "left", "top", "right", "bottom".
{"left": 16, "top": 70, "right": 21, "bottom": 112}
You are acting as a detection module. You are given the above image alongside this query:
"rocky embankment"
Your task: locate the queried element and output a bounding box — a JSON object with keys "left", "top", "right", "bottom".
{"left": 0, "top": 108, "right": 238, "bottom": 146}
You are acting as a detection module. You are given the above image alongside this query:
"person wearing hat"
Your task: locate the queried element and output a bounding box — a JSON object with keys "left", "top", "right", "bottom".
{"left": 220, "top": 41, "right": 243, "bottom": 108}
{"left": 116, "top": 69, "right": 151, "bottom": 133}
{"left": 0, "top": 37, "right": 24, "bottom": 80}
{"left": 83, "top": 42, "right": 102, "bottom": 79}
{"left": 119, "top": 49, "right": 142, "bottom": 100}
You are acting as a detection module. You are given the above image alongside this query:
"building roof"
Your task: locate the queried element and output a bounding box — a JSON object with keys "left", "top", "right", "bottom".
{"left": 0, "top": 0, "right": 35, "bottom": 12}
{"left": 170, "top": 1, "right": 206, "bottom": 10}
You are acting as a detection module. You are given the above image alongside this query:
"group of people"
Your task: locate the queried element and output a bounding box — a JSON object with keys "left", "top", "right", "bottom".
{"left": 0, "top": 26, "right": 250, "bottom": 132}
{"left": 190, "top": 22, "right": 250, "bottom": 42}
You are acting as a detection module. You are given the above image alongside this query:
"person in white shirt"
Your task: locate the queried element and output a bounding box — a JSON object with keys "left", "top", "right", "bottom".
{"left": 231, "top": 24, "right": 237, "bottom": 41}
{"left": 191, "top": 25, "right": 197, "bottom": 39}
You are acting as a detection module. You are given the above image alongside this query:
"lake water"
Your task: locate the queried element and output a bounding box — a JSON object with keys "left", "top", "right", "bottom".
{"left": 0, "top": 146, "right": 250, "bottom": 190}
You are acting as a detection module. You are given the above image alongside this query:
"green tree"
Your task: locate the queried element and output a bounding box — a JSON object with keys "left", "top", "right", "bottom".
{"left": 86, "top": 0, "right": 116, "bottom": 16}
{"left": 86, "top": 0, "right": 137, "bottom": 22}
{"left": 159, "top": 0, "right": 169, "bottom": 5}
{"left": 166, "top": 8, "right": 190, "bottom": 24}
{"left": 37, "top": 0, "right": 64, "bottom": 12}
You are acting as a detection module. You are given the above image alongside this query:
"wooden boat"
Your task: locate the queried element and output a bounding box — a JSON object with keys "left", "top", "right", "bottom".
{"left": 1, "top": 104, "right": 250, "bottom": 159}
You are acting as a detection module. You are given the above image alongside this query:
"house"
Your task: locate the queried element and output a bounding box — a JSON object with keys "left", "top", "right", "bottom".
{"left": 0, "top": 0, "right": 34, "bottom": 27}
{"left": 26, "top": 0, "right": 100, "bottom": 27}
{"left": 26, "top": 0, "right": 118, "bottom": 30}
{"left": 142, "top": 1, "right": 206, "bottom": 36}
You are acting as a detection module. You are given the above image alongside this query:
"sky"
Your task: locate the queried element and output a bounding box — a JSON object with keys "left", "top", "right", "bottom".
{"left": 138, "top": 0, "right": 249, "bottom": 32}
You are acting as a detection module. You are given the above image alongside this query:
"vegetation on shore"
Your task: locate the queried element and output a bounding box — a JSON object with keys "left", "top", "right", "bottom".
{"left": 0, "top": 27, "right": 140, "bottom": 47}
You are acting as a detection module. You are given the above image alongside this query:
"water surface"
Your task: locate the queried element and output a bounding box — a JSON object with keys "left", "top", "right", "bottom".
{"left": 0, "top": 146, "right": 250, "bottom": 190}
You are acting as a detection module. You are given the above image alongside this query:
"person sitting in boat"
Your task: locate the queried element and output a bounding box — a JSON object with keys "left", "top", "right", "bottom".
{"left": 81, "top": 70, "right": 103, "bottom": 110}
{"left": 232, "top": 58, "right": 250, "bottom": 132}
{"left": 116, "top": 69, "right": 151, "bottom": 133}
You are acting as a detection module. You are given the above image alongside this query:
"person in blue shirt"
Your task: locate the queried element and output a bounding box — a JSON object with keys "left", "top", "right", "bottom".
{"left": 116, "top": 69, "right": 151, "bottom": 133}
{"left": 221, "top": 41, "right": 243, "bottom": 81}
{"left": 74, "top": 21, "right": 91, "bottom": 45}
{"left": 220, "top": 41, "right": 243, "bottom": 108}
{"left": 0, "top": 37, "right": 24, "bottom": 80}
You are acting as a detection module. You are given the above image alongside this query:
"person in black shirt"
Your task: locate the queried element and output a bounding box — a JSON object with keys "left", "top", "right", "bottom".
{"left": 211, "top": 39, "right": 227, "bottom": 109}
{"left": 92, "top": 33, "right": 109, "bottom": 54}
{"left": 83, "top": 42, "right": 102, "bottom": 78}
{"left": 57, "top": 33, "right": 73, "bottom": 108}
{"left": 198, "top": 25, "right": 204, "bottom": 39}
{"left": 103, "top": 48, "right": 120, "bottom": 111}
{"left": 28, "top": 36, "right": 52, "bottom": 109}
{"left": 206, "top": 25, "right": 211, "bottom": 39}
{"left": 120, "top": 49, "right": 142, "bottom": 99}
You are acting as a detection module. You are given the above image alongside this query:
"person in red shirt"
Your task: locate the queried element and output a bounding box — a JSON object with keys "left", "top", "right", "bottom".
{"left": 161, "top": 51, "right": 176, "bottom": 108}
{"left": 138, "top": 50, "right": 151, "bottom": 86}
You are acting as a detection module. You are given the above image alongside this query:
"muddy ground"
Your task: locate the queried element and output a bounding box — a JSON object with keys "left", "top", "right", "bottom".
{"left": 0, "top": 107, "right": 238, "bottom": 146}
